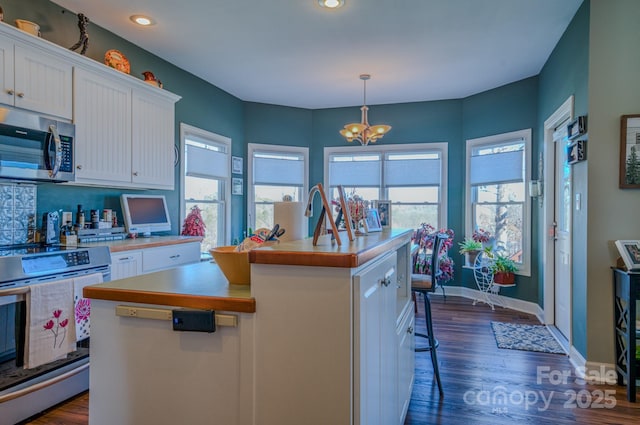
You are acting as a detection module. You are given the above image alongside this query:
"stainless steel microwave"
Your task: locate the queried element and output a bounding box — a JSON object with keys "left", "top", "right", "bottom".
{"left": 0, "top": 107, "right": 75, "bottom": 182}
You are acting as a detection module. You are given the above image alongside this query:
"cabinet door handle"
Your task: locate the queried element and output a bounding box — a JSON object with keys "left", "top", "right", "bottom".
{"left": 381, "top": 277, "right": 391, "bottom": 287}
{"left": 133, "top": 171, "right": 139, "bottom": 176}
{"left": 407, "top": 326, "right": 414, "bottom": 334}
{"left": 6, "top": 89, "right": 14, "bottom": 95}
{"left": 76, "top": 164, "right": 83, "bottom": 170}
{"left": 16, "top": 92, "right": 25, "bottom": 98}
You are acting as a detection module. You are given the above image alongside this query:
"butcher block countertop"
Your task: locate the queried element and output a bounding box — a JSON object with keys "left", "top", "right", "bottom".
{"left": 84, "top": 261, "right": 255, "bottom": 313}
{"left": 249, "top": 228, "right": 412, "bottom": 268}
{"left": 80, "top": 235, "right": 203, "bottom": 252}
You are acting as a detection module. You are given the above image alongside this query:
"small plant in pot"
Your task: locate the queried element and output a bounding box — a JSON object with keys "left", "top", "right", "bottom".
{"left": 458, "top": 238, "right": 483, "bottom": 267}
{"left": 489, "top": 253, "right": 518, "bottom": 285}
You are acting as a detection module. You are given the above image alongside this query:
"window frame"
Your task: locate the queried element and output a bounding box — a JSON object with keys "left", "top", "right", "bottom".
{"left": 179, "top": 123, "right": 232, "bottom": 247}
{"left": 323, "top": 142, "right": 448, "bottom": 229}
{"left": 465, "top": 129, "right": 532, "bottom": 276}
{"left": 247, "top": 143, "right": 309, "bottom": 231}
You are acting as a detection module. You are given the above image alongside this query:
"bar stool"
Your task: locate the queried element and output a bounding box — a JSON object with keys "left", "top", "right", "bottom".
{"left": 411, "top": 232, "right": 447, "bottom": 397}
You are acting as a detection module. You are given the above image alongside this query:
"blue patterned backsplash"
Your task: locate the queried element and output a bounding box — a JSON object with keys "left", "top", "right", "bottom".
{"left": 0, "top": 183, "right": 37, "bottom": 245}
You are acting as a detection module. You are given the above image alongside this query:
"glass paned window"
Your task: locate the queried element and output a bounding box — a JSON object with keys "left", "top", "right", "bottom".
{"left": 466, "top": 129, "right": 531, "bottom": 275}
{"left": 325, "top": 144, "right": 447, "bottom": 230}
{"left": 182, "top": 124, "right": 230, "bottom": 252}
{"left": 249, "top": 144, "right": 308, "bottom": 231}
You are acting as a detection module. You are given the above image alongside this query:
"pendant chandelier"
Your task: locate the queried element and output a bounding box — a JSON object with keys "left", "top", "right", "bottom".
{"left": 339, "top": 74, "right": 391, "bottom": 146}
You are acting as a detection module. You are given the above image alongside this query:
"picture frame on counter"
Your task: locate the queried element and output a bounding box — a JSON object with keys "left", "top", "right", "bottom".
{"left": 614, "top": 240, "right": 640, "bottom": 271}
{"left": 373, "top": 200, "right": 391, "bottom": 229}
{"left": 232, "top": 156, "right": 243, "bottom": 175}
{"left": 232, "top": 177, "right": 243, "bottom": 195}
{"left": 363, "top": 208, "right": 382, "bottom": 233}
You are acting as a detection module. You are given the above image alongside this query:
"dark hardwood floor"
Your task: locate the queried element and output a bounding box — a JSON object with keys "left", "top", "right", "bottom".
{"left": 21, "top": 295, "right": 640, "bottom": 424}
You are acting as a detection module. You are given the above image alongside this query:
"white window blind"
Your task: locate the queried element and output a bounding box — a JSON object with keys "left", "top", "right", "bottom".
{"left": 185, "top": 143, "right": 228, "bottom": 178}
{"left": 470, "top": 150, "right": 523, "bottom": 186}
{"left": 253, "top": 153, "right": 305, "bottom": 185}
{"left": 328, "top": 155, "right": 381, "bottom": 187}
{"left": 385, "top": 157, "right": 441, "bottom": 186}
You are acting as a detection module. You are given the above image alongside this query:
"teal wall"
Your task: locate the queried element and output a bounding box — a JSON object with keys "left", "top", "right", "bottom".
{"left": 8, "top": 0, "right": 585, "bottom": 311}
{"left": 538, "top": 1, "right": 590, "bottom": 357}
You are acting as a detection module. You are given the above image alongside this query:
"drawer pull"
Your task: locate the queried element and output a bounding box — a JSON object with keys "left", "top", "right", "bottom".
{"left": 118, "top": 256, "right": 133, "bottom": 261}
{"left": 170, "top": 254, "right": 181, "bottom": 259}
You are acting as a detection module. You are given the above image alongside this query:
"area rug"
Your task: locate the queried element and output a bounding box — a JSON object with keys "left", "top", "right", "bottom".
{"left": 490, "top": 321, "right": 565, "bottom": 354}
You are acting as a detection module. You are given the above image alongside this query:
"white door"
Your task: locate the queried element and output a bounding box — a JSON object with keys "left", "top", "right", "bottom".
{"left": 554, "top": 126, "right": 572, "bottom": 339}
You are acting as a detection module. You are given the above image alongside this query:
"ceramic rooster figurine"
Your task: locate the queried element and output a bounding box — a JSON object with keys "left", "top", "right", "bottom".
{"left": 142, "top": 71, "right": 163, "bottom": 88}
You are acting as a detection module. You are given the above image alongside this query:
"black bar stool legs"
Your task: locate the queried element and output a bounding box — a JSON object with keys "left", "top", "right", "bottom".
{"left": 414, "top": 291, "right": 444, "bottom": 397}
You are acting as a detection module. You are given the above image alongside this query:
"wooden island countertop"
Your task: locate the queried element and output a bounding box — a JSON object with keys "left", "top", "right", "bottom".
{"left": 249, "top": 228, "right": 412, "bottom": 268}
{"left": 83, "top": 260, "right": 255, "bottom": 312}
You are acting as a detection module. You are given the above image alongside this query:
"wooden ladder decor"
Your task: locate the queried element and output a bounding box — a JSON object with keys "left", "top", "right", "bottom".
{"left": 307, "top": 183, "right": 342, "bottom": 246}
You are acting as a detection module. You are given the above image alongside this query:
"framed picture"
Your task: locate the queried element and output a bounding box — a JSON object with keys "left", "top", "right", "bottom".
{"left": 363, "top": 208, "right": 382, "bottom": 233}
{"left": 619, "top": 114, "right": 640, "bottom": 188}
{"left": 232, "top": 177, "right": 243, "bottom": 195}
{"left": 232, "top": 156, "right": 243, "bottom": 175}
{"left": 614, "top": 240, "right": 640, "bottom": 271}
{"left": 374, "top": 200, "right": 391, "bottom": 229}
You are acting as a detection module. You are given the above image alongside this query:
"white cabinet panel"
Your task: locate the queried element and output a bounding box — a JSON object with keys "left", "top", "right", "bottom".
{"left": 354, "top": 251, "right": 397, "bottom": 425}
{"left": 0, "top": 38, "right": 72, "bottom": 119}
{"left": 142, "top": 243, "right": 201, "bottom": 273}
{"left": 396, "top": 306, "right": 415, "bottom": 423}
{"left": 110, "top": 251, "right": 143, "bottom": 281}
{"left": 73, "top": 67, "right": 132, "bottom": 184}
{"left": 131, "top": 90, "right": 175, "bottom": 189}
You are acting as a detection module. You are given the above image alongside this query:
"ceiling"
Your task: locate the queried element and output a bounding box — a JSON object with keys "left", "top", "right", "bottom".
{"left": 51, "top": 0, "right": 583, "bottom": 109}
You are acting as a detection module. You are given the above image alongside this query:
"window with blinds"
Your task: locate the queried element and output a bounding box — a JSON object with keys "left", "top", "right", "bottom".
{"left": 325, "top": 144, "right": 447, "bottom": 229}
{"left": 181, "top": 124, "right": 231, "bottom": 251}
{"left": 465, "top": 129, "right": 531, "bottom": 275}
{"left": 248, "top": 144, "right": 308, "bottom": 231}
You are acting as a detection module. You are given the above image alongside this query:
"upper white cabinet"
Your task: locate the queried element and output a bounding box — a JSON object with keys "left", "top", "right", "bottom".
{"left": 0, "top": 36, "right": 72, "bottom": 119}
{"left": 0, "top": 23, "right": 180, "bottom": 190}
{"left": 74, "top": 67, "right": 132, "bottom": 185}
{"left": 131, "top": 89, "right": 176, "bottom": 189}
{"left": 72, "top": 70, "right": 178, "bottom": 189}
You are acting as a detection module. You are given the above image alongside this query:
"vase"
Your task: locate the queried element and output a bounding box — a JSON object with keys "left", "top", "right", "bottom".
{"left": 493, "top": 271, "right": 515, "bottom": 285}
{"left": 464, "top": 250, "right": 481, "bottom": 267}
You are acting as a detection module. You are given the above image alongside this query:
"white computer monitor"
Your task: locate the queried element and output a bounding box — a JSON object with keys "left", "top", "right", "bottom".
{"left": 120, "top": 194, "right": 171, "bottom": 237}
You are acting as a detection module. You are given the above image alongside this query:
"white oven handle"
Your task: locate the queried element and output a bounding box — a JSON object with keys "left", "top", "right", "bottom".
{"left": 0, "top": 362, "right": 89, "bottom": 403}
{"left": 0, "top": 287, "right": 29, "bottom": 296}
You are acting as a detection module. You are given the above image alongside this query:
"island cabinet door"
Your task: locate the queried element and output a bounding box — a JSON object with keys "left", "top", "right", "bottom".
{"left": 353, "top": 251, "right": 398, "bottom": 425}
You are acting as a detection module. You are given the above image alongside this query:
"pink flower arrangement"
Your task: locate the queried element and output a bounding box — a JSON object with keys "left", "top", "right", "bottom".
{"left": 411, "top": 223, "right": 455, "bottom": 282}
{"left": 472, "top": 228, "right": 492, "bottom": 244}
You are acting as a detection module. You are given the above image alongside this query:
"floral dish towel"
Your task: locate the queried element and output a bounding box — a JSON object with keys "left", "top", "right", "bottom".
{"left": 73, "top": 272, "right": 103, "bottom": 341}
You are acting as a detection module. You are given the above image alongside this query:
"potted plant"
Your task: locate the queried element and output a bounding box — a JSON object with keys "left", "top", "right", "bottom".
{"left": 489, "top": 253, "right": 518, "bottom": 285}
{"left": 458, "top": 237, "right": 483, "bottom": 267}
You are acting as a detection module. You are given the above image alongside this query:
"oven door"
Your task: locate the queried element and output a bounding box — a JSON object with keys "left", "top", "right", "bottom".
{"left": 0, "top": 277, "right": 96, "bottom": 424}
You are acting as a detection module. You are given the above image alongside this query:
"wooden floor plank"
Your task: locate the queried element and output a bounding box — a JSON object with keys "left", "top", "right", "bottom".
{"left": 22, "top": 295, "right": 640, "bottom": 424}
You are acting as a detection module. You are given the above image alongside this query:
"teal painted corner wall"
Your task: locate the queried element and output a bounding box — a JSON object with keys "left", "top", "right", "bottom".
{"left": 538, "top": 1, "right": 590, "bottom": 357}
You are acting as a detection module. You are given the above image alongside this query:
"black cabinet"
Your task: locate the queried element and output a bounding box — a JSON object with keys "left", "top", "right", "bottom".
{"left": 613, "top": 268, "right": 639, "bottom": 402}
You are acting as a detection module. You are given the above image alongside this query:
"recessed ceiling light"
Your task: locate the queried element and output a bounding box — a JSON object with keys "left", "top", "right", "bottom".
{"left": 318, "top": 0, "right": 344, "bottom": 9}
{"left": 130, "top": 15, "right": 155, "bottom": 26}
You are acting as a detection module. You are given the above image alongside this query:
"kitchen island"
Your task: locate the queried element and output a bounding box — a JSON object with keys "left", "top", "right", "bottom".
{"left": 84, "top": 229, "right": 414, "bottom": 425}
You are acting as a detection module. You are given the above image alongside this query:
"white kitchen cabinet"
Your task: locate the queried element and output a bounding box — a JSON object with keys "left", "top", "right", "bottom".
{"left": 354, "top": 251, "right": 398, "bottom": 425}
{"left": 0, "top": 37, "right": 72, "bottom": 119}
{"left": 73, "top": 67, "right": 132, "bottom": 185}
{"left": 131, "top": 89, "right": 175, "bottom": 188}
{"left": 73, "top": 68, "right": 178, "bottom": 189}
{"left": 142, "top": 243, "right": 201, "bottom": 273}
{"left": 110, "top": 250, "right": 143, "bottom": 281}
{"left": 396, "top": 304, "right": 415, "bottom": 423}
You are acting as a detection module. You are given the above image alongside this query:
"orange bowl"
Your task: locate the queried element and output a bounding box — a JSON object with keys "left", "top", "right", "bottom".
{"left": 210, "top": 246, "right": 251, "bottom": 285}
